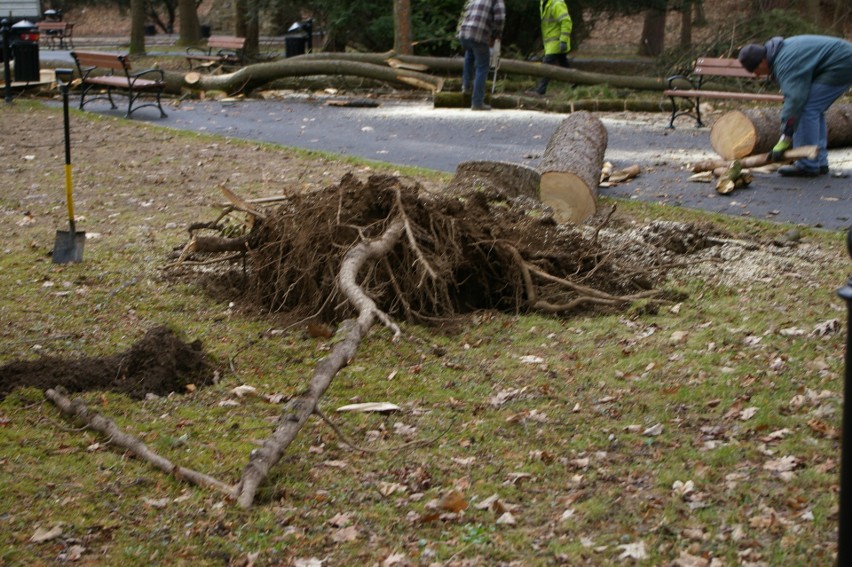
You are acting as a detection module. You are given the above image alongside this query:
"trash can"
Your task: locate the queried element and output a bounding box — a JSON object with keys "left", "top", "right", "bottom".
{"left": 144, "top": 24, "right": 156, "bottom": 36}
{"left": 10, "top": 20, "right": 39, "bottom": 82}
{"left": 284, "top": 34, "right": 306, "bottom": 58}
{"left": 200, "top": 24, "right": 211, "bottom": 39}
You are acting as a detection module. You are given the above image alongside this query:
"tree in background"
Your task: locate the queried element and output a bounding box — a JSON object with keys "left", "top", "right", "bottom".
{"left": 394, "top": 0, "right": 412, "bottom": 54}
{"left": 178, "top": 0, "right": 201, "bottom": 45}
{"left": 129, "top": 0, "right": 146, "bottom": 54}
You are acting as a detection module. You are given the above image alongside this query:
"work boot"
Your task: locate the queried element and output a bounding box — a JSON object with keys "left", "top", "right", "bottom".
{"left": 778, "top": 164, "right": 819, "bottom": 177}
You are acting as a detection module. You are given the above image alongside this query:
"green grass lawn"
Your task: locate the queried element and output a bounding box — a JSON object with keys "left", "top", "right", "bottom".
{"left": 0, "top": 102, "right": 849, "bottom": 566}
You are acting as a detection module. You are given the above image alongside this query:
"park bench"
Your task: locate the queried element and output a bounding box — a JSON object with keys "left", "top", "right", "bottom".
{"left": 185, "top": 36, "right": 246, "bottom": 71}
{"left": 38, "top": 21, "right": 74, "bottom": 50}
{"left": 70, "top": 51, "right": 167, "bottom": 119}
{"left": 663, "top": 57, "right": 783, "bottom": 128}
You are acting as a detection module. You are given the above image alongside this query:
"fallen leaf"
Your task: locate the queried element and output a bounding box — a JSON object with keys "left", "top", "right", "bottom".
{"left": 294, "top": 559, "right": 323, "bottom": 567}
{"left": 230, "top": 384, "right": 257, "bottom": 398}
{"left": 327, "top": 512, "right": 351, "bottom": 527}
{"left": 495, "top": 512, "right": 516, "bottom": 525}
{"left": 438, "top": 490, "right": 468, "bottom": 513}
{"left": 617, "top": 541, "right": 647, "bottom": 560}
{"left": 643, "top": 423, "right": 663, "bottom": 436}
{"left": 764, "top": 455, "right": 800, "bottom": 473}
{"left": 336, "top": 402, "right": 401, "bottom": 413}
{"left": 65, "top": 545, "right": 86, "bottom": 561}
{"left": 143, "top": 497, "right": 169, "bottom": 509}
{"left": 30, "top": 525, "right": 63, "bottom": 543}
{"left": 739, "top": 407, "right": 758, "bottom": 421}
{"left": 560, "top": 509, "right": 575, "bottom": 521}
{"left": 330, "top": 525, "right": 359, "bottom": 543}
{"left": 383, "top": 553, "right": 408, "bottom": 566}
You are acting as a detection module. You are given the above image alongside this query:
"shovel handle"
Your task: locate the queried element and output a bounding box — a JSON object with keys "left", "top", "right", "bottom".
{"left": 65, "top": 163, "right": 74, "bottom": 223}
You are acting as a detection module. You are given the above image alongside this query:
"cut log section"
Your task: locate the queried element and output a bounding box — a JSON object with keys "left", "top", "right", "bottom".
{"left": 710, "top": 104, "right": 852, "bottom": 159}
{"left": 447, "top": 160, "right": 541, "bottom": 199}
{"left": 538, "top": 111, "right": 608, "bottom": 224}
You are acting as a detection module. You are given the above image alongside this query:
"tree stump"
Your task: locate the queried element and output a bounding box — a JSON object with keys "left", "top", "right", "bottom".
{"left": 538, "top": 111, "right": 608, "bottom": 224}
{"left": 710, "top": 104, "right": 852, "bottom": 159}
{"left": 447, "top": 160, "right": 541, "bottom": 198}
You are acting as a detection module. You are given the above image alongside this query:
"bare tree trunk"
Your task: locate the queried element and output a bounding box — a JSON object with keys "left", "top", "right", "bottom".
{"left": 538, "top": 111, "right": 608, "bottom": 224}
{"left": 680, "top": 0, "right": 692, "bottom": 49}
{"left": 638, "top": 5, "right": 667, "bottom": 57}
{"left": 244, "top": 0, "right": 260, "bottom": 59}
{"left": 129, "top": 0, "right": 147, "bottom": 55}
{"left": 235, "top": 0, "right": 247, "bottom": 38}
{"left": 693, "top": 0, "right": 707, "bottom": 25}
{"left": 394, "top": 0, "right": 413, "bottom": 55}
{"left": 178, "top": 0, "right": 201, "bottom": 47}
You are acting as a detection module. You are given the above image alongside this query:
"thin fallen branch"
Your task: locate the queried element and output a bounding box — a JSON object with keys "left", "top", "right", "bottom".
{"left": 45, "top": 387, "right": 237, "bottom": 498}
{"left": 235, "top": 218, "right": 406, "bottom": 508}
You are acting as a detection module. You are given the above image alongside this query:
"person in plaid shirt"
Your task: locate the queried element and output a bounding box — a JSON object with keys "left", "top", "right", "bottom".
{"left": 457, "top": 0, "right": 505, "bottom": 110}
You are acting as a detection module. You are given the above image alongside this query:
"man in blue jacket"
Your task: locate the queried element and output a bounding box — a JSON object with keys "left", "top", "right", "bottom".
{"left": 738, "top": 35, "right": 852, "bottom": 176}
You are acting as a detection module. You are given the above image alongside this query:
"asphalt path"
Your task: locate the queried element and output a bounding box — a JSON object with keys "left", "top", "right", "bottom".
{"left": 39, "top": 49, "right": 851, "bottom": 231}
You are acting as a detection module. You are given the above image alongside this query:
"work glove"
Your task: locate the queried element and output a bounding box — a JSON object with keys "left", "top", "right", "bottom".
{"left": 559, "top": 41, "right": 568, "bottom": 53}
{"left": 769, "top": 135, "right": 791, "bottom": 162}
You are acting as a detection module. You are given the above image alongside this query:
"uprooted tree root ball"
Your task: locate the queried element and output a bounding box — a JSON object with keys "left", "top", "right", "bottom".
{"left": 170, "top": 173, "right": 712, "bottom": 324}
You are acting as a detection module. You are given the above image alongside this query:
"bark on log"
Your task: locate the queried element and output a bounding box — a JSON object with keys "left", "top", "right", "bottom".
{"left": 710, "top": 104, "right": 852, "bottom": 159}
{"left": 538, "top": 111, "right": 608, "bottom": 224}
{"left": 166, "top": 59, "right": 444, "bottom": 95}
{"left": 292, "top": 52, "right": 668, "bottom": 91}
{"left": 690, "top": 145, "right": 819, "bottom": 173}
{"left": 236, "top": 219, "right": 405, "bottom": 509}
{"left": 447, "top": 161, "right": 541, "bottom": 198}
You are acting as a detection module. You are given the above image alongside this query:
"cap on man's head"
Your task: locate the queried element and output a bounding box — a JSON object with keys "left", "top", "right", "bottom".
{"left": 738, "top": 44, "right": 766, "bottom": 72}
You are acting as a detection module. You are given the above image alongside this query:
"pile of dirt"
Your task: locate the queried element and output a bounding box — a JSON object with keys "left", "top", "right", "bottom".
{"left": 0, "top": 326, "right": 216, "bottom": 400}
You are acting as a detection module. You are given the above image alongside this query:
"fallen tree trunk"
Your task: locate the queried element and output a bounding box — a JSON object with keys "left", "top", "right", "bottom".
{"left": 710, "top": 104, "right": 852, "bottom": 159}
{"left": 447, "top": 160, "right": 541, "bottom": 198}
{"left": 165, "top": 59, "right": 444, "bottom": 96}
{"left": 285, "top": 52, "right": 668, "bottom": 91}
{"left": 538, "top": 111, "right": 608, "bottom": 224}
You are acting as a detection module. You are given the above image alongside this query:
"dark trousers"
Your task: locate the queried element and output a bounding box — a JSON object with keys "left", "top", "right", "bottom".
{"left": 535, "top": 52, "right": 570, "bottom": 95}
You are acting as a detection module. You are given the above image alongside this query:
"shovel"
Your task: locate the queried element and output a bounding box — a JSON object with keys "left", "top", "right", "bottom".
{"left": 52, "top": 68, "right": 85, "bottom": 264}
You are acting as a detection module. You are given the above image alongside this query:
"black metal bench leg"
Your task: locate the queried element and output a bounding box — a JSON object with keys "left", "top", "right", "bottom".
{"left": 667, "top": 96, "right": 677, "bottom": 129}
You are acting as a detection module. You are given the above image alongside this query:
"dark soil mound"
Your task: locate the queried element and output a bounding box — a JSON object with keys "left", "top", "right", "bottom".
{"left": 0, "top": 326, "right": 216, "bottom": 400}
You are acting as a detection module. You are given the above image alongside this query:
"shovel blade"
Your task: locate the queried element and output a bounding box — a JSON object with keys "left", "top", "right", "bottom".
{"left": 52, "top": 230, "right": 85, "bottom": 264}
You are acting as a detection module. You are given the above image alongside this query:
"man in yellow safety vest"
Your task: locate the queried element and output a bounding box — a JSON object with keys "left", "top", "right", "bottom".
{"left": 530, "top": 0, "right": 572, "bottom": 96}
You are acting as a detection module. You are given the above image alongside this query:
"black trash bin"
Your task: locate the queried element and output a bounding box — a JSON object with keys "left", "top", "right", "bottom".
{"left": 200, "top": 24, "right": 211, "bottom": 39}
{"left": 10, "top": 20, "right": 39, "bottom": 82}
{"left": 285, "top": 35, "right": 306, "bottom": 58}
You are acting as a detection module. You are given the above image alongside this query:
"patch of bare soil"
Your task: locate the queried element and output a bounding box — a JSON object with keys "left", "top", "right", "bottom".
{"left": 0, "top": 326, "right": 215, "bottom": 400}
